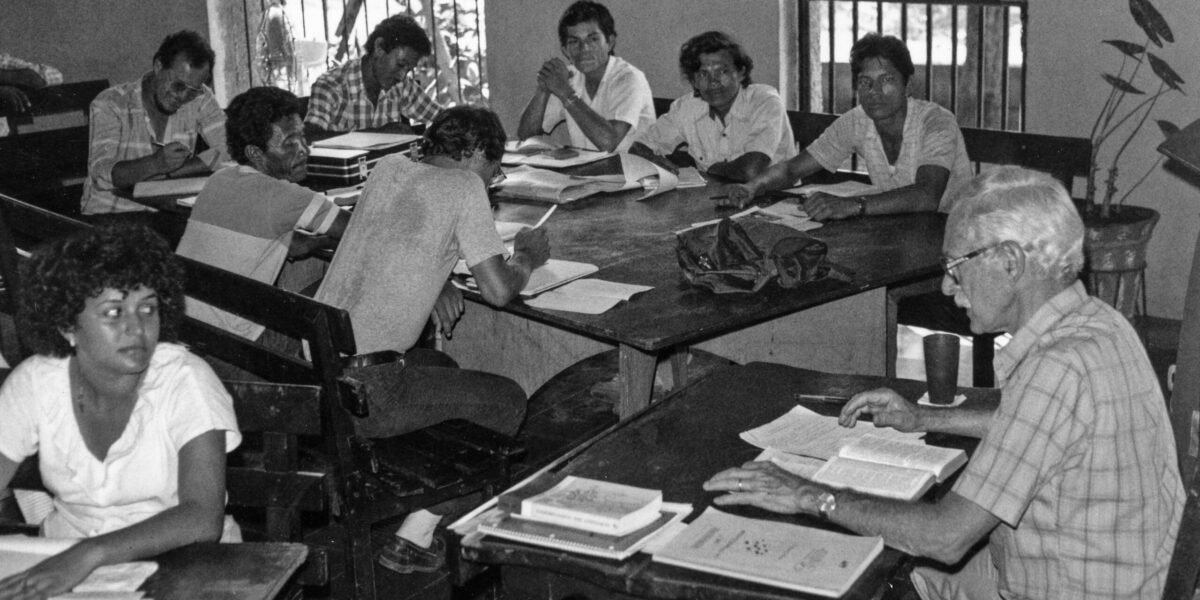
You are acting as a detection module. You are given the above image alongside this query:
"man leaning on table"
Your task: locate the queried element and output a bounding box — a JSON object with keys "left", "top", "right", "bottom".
{"left": 720, "top": 33, "right": 971, "bottom": 220}
{"left": 304, "top": 14, "right": 443, "bottom": 136}
{"left": 707, "top": 167, "right": 1184, "bottom": 599}
{"left": 314, "top": 105, "right": 548, "bottom": 575}
{"left": 82, "top": 30, "right": 229, "bottom": 215}
{"left": 176, "top": 87, "right": 349, "bottom": 341}
{"left": 515, "top": 0, "right": 655, "bottom": 153}
{"left": 629, "top": 30, "right": 795, "bottom": 182}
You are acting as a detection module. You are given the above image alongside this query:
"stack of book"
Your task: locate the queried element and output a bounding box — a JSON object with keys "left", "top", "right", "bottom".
{"left": 476, "top": 474, "right": 689, "bottom": 560}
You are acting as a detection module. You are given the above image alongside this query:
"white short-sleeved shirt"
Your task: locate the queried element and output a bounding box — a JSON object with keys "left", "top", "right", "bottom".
{"left": 805, "top": 98, "right": 973, "bottom": 212}
{"left": 634, "top": 83, "right": 796, "bottom": 171}
{"left": 0, "top": 343, "right": 241, "bottom": 539}
{"left": 540, "top": 56, "right": 655, "bottom": 152}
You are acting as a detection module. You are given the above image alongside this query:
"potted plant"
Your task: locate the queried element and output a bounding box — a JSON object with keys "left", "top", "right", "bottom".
{"left": 1083, "top": 0, "right": 1184, "bottom": 317}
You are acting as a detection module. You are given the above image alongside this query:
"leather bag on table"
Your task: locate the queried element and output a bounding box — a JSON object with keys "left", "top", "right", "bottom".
{"left": 675, "top": 218, "right": 853, "bottom": 294}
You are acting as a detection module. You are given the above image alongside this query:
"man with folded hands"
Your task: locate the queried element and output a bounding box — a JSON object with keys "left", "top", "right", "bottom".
{"left": 176, "top": 86, "right": 349, "bottom": 341}
{"left": 516, "top": 0, "right": 655, "bottom": 153}
{"left": 315, "top": 105, "right": 550, "bottom": 575}
{"left": 707, "top": 168, "right": 1183, "bottom": 599}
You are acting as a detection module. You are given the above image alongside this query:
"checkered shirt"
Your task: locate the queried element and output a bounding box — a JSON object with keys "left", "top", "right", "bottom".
{"left": 952, "top": 281, "right": 1184, "bottom": 599}
{"left": 0, "top": 53, "right": 62, "bottom": 86}
{"left": 304, "top": 57, "right": 442, "bottom": 132}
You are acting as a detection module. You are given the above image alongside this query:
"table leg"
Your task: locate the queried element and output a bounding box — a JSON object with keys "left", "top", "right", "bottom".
{"left": 617, "top": 344, "right": 657, "bottom": 419}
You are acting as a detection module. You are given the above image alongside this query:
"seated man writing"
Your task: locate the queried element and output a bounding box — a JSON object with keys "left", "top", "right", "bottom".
{"left": 516, "top": 0, "right": 655, "bottom": 153}
{"left": 304, "top": 14, "right": 443, "bottom": 136}
{"left": 82, "top": 30, "right": 229, "bottom": 215}
{"left": 706, "top": 167, "right": 1184, "bottom": 599}
{"left": 314, "top": 105, "right": 550, "bottom": 574}
{"left": 176, "top": 86, "right": 349, "bottom": 341}
{"left": 629, "top": 30, "right": 794, "bottom": 182}
{"left": 721, "top": 33, "right": 972, "bottom": 220}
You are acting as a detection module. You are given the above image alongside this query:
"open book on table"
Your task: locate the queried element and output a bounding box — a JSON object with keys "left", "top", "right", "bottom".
{"left": 502, "top": 136, "right": 612, "bottom": 169}
{"left": 811, "top": 434, "right": 966, "bottom": 500}
{"left": 493, "top": 165, "right": 628, "bottom": 204}
{"left": 651, "top": 507, "right": 883, "bottom": 598}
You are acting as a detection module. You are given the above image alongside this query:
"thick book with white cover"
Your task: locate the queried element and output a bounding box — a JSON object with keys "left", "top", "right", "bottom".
{"left": 652, "top": 507, "right": 883, "bottom": 598}
{"left": 478, "top": 503, "right": 688, "bottom": 561}
{"left": 812, "top": 434, "right": 967, "bottom": 501}
{"left": 500, "top": 475, "right": 663, "bottom": 536}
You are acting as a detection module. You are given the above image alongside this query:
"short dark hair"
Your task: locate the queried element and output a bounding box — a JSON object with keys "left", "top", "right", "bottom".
{"left": 850, "top": 33, "right": 915, "bottom": 84}
{"left": 418, "top": 106, "right": 506, "bottom": 162}
{"left": 225, "top": 86, "right": 302, "bottom": 164}
{"left": 365, "top": 14, "right": 432, "bottom": 57}
{"left": 153, "top": 29, "right": 215, "bottom": 70}
{"left": 558, "top": 1, "right": 616, "bottom": 50}
{"left": 18, "top": 223, "right": 186, "bottom": 358}
{"left": 679, "top": 31, "right": 753, "bottom": 88}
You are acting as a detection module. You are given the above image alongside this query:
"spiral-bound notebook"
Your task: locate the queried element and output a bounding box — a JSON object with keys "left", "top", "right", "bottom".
{"left": 477, "top": 502, "right": 690, "bottom": 561}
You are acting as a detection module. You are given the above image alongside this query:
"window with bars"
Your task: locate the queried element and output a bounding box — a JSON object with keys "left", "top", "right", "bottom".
{"left": 222, "top": 0, "right": 488, "bottom": 106}
{"left": 798, "top": 0, "right": 1027, "bottom": 131}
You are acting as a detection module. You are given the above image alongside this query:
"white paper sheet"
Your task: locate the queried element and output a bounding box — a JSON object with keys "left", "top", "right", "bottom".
{"left": 740, "top": 405, "right": 924, "bottom": 460}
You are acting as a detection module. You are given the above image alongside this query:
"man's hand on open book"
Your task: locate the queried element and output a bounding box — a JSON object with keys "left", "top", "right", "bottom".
{"left": 705, "top": 461, "right": 828, "bottom": 516}
{"left": 839, "top": 388, "right": 921, "bottom": 432}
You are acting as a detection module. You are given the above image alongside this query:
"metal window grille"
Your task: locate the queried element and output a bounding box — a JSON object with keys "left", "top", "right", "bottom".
{"left": 240, "top": 0, "right": 488, "bottom": 105}
{"left": 799, "top": 0, "right": 1027, "bottom": 131}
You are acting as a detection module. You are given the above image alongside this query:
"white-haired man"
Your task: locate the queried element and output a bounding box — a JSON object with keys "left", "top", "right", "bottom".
{"left": 706, "top": 167, "right": 1184, "bottom": 599}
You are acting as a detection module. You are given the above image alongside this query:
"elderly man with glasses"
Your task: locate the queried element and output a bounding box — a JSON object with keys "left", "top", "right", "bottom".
{"left": 707, "top": 167, "right": 1184, "bottom": 599}
{"left": 82, "top": 30, "right": 229, "bottom": 216}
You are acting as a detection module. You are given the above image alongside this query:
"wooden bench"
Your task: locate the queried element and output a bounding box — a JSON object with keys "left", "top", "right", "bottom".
{"left": 0, "top": 192, "right": 524, "bottom": 599}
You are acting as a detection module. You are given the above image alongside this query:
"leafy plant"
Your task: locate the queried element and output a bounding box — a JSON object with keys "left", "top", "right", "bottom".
{"left": 1087, "top": 0, "right": 1185, "bottom": 219}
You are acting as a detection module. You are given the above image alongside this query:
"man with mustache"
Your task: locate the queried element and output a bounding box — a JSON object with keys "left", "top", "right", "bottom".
{"left": 82, "top": 30, "right": 229, "bottom": 216}
{"left": 176, "top": 86, "right": 349, "bottom": 341}
{"left": 630, "top": 30, "right": 795, "bottom": 182}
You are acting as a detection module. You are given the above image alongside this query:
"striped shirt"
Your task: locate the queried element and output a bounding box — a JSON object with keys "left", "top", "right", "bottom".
{"left": 304, "top": 57, "right": 442, "bottom": 132}
{"left": 0, "top": 53, "right": 62, "bottom": 86}
{"left": 806, "top": 98, "right": 972, "bottom": 212}
{"left": 82, "top": 76, "right": 228, "bottom": 214}
{"left": 952, "top": 281, "right": 1184, "bottom": 599}
{"left": 176, "top": 165, "right": 341, "bottom": 340}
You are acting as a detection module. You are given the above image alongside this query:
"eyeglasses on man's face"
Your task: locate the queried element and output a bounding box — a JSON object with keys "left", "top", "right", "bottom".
{"left": 942, "top": 243, "right": 1001, "bottom": 286}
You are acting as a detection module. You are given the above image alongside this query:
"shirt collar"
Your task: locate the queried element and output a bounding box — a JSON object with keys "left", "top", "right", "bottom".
{"left": 994, "top": 280, "right": 1089, "bottom": 384}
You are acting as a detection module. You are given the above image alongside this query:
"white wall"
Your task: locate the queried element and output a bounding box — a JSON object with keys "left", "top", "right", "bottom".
{"left": 1026, "top": 0, "right": 1200, "bottom": 318}
{"left": 0, "top": 0, "right": 209, "bottom": 85}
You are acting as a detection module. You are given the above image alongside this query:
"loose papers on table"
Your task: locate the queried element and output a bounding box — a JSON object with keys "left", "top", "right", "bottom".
{"left": 740, "top": 404, "right": 923, "bottom": 460}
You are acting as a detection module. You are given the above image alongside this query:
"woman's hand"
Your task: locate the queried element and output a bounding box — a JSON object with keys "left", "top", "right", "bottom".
{"left": 0, "top": 542, "right": 104, "bottom": 600}
{"left": 703, "top": 461, "right": 827, "bottom": 515}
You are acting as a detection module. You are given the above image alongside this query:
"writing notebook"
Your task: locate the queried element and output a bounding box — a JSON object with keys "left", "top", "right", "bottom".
{"left": 651, "top": 507, "right": 883, "bottom": 598}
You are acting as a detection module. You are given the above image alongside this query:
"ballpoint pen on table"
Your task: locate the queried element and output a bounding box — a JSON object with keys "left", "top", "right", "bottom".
{"left": 532, "top": 205, "right": 557, "bottom": 229}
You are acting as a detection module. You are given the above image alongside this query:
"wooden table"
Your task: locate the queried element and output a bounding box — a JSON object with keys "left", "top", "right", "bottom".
{"left": 444, "top": 183, "right": 946, "bottom": 418}
{"left": 454, "top": 361, "right": 995, "bottom": 599}
{"left": 0, "top": 533, "right": 307, "bottom": 600}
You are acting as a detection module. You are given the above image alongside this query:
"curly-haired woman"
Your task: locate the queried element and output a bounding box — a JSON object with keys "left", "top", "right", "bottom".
{"left": 0, "top": 223, "right": 240, "bottom": 599}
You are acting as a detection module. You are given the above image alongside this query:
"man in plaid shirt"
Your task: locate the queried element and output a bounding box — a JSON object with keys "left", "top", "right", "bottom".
{"left": 706, "top": 167, "right": 1185, "bottom": 599}
{"left": 304, "top": 14, "right": 442, "bottom": 136}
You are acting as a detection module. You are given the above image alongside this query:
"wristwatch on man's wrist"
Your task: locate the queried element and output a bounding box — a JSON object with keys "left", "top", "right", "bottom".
{"left": 817, "top": 491, "right": 837, "bottom": 520}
